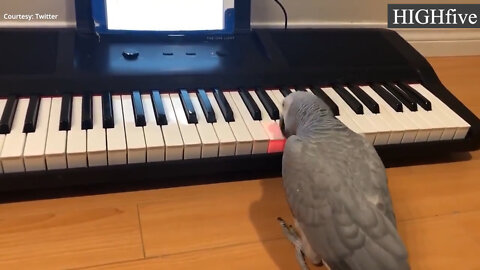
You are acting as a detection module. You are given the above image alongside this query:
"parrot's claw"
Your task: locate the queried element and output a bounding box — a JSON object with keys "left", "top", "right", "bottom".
{"left": 277, "top": 217, "right": 310, "bottom": 270}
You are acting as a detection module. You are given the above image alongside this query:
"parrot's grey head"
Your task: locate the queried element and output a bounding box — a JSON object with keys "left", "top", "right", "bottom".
{"left": 280, "top": 91, "right": 333, "bottom": 138}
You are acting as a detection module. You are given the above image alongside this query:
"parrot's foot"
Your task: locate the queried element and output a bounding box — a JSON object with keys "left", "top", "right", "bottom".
{"left": 277, "top": 217, "right": 309, "bottom": 270}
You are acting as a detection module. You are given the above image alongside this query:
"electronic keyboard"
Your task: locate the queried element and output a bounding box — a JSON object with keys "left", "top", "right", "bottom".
{"left": 0, "top": 28, "right": 479, "bottom": 200}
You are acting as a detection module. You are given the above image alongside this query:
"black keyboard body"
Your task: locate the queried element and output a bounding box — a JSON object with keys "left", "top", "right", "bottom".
{"left": 0, "top": 28, "right": 479, "bottom": 201}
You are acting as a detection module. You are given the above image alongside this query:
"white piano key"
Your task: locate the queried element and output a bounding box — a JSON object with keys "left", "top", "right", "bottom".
{"left": 344, "top": 87, "right": 393, "bottom": 145}
{"left": 409, "top": 84, "right": 471, "bottom": 140}
{"left": 0, "top": 99, "right": 6, "bottom": 173}
{"left": 170, "top": 93, "right": 201, "bottom": 159}
{"left": 229, "top": 91, "right": 269, "bottom": 154}
{"left": 190, "top": 93, "right": 219, "bottom": 158}
{"left": 66, "top": 96, "right": 87, "bottom": 168}
{"left": 106, "top": 95, "right": 127, "bottom": 165}
{"left": 249, "top": 90, "right": 285, "bottom": 153}
{"left": 322, "top": 87, "right": 375, "bottom": 143}
{"left": 122, "top": 94, "right": 146, "bottom": 164}
{"left": 0, "top": 98, "right": 29, "bottom": 173}
{"left": 206, "top": 92, "right": 238, "bottom": 156}
{"left": 23, "top": 97, "right": 51, "bottom": 171}
{"left": 87, "top": 95, "right": 108, "bottom": 166}
{"left": 142, "top": 94, "right": 165, "bottom": 162}
{"left": 45, "top": 97, "right": 67, "bottom": 170}
{"left": 160, "top": 93, "right": 184, "bottom": 161}
{"left": 222, "top": 92, "right": 254, "bottom": 155}
{"left": 361, "top": 86, "right": 419, "bottom": 143}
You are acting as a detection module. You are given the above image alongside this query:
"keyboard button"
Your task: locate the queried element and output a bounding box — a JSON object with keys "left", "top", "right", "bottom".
{"left": 142, "top": 94, "right": 165, "bottom": 162}
{"left": 310, "top": 87, "right": 340, "bottom": 116}
{"left": 363, "top": 86, "right": 424, "bottom": 143}
{"left": 280, "top": 87, "right": 292, "bottom": 97}
{"left": 151, "top": 90, "right": 168, "bottom": 126}
{"left": 398, "top": 83, "right": 432, "bottom": 111}
{"left": 347, "top": 85, "right": 380, "bottom": 114}
{"left": 333, "top": 85, "right": 364, "bottom": 114}
{"left": 23, "top": 95, "right": 40, "bottom": 133}
{"left": 207, "top": 92, "right": 238, "bottom": 156}
{"left": 131, "top": 91, "right": 146, "bottom": 127}
{"left": 239, "top": 89, "right": 261, "bottom": 121}
{"left": 122, "top": 94, "right": 147, "bottom": 164}
{"left": 230, "top": 91, "right": 269, "bottom": 154}
{"left": 255, "top": 88, "right": 280, "bottom": 120}
{"left": 322, "top": 87, "right": 374, "bottom": 143}
{"left": 190, "top": 93, "right": 220, "bottom": 158}
{"left": 265, "top": 89, "right": 284, "bottom": 119}
{"left": 59, "top": 93, "right": 72, "bottom": 131}
{"left": 23, "top": 97, "right": 51, "bottom": 171}
{"left": 343, "top": 87, "right": 391, "bottom": 145}
{"left": 370, "top": 83, "right": 403, "bottom": 112}
{"left": 102, "top": 92, "right": 114, "bottom": 129}
{"left": 45, "top": 97, "right": 68, "bottom": 170}
{"left": 81, "top": 93, "right": 93, "bottom": 130}
{"left": 87, "top": 95, "right": 108, "bottom": 166}
{"left": 66, "top": 96, "right": 87, "bottom": 168}
{"left": 409, "top": 84, "right": 470, "bottom": 140}
{"left": 197, "top": 89, "right": 216, "bottom": 123}
{"left": 223, "top": 92, "right": 254, "bottom": 155}
{"left": 106, "top": 95, "right": 127, "bottom": 165}
{"left": 179, "top": 89, "right": 198, "bottom": 124}
{"left": 160, "top": 93, "right": 184, "bottom": 161}
{"left": 250, "top": 90, "right": 285, "bottom": 153}
{"left": 213, "top": 89, "right": 234, "bottom": 122}
{"left": 171, "top": 93, "right": 201, "bottom": 159}
{"left": 384, "top": 83, "right": 417, "bottom": 112}
{"left": 0, "top": 95, "right": 18, "bottom": 134}
{"left": 0, "top": 98, "right": 29, "bottom": 172}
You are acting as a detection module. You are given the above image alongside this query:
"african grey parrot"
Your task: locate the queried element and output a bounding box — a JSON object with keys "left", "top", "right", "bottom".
{"left": 278, "top": 91, "right": 410, "bottom": 270}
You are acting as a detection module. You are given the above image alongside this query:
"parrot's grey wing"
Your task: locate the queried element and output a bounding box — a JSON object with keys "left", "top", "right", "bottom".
{"left": 349, "top": 136, "right": 397, "bottom": 225}
{"left": 282, "top": 135, "right": 409, "bottom": 270}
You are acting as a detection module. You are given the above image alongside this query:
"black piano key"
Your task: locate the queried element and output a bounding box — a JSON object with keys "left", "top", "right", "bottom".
{"left": 102, "top": 92, "right": 114, "bottom": 129}
{"left": 179, "top": 89, "right": 198, "bottom": 124}
{"left": 23, "top": 95, "right": 40, "bottom": 133}
{"left": 81, "top": 93, "right": 93, "bottom": 130}
{"left": 151, "top": 90, "right": 168, "bottom": 125}
{"left": 280, "top": 87, "right": 292, "bottom": 97}
{"left": 0, "top": 95, "right": 18, "bottom": 134}
{"left": 348, "top": 85, "right": 380, "bottom": 114}
{"left": 59, "top": 93, "right": 72, "bottom": 131}
{"left": 384, "top": 83, "right": 417, "bottom": 112}
{"left": 310, "top": 87, "right": 340, "bottom": 116}
{"left": 131, "top": 91, "right": 146, "bottom": 127}
{"left": 333, "top": 85, "right": 364, "bottom": 114}
{"left": 370, "top": 84, "right": 403, "bottom": 112}
{"left": 213, "top": 89, "right": 234, "bottom": 122}
{"left": 239, "top": 89, "right": 261, "bottom": 121}
{"left": 255, "top": 88, "right": 279, "bottom": 120}
{"left": 295, "top": 88, "right": 307, "bottom": 92}
{"left": 397, "top": 83, "right": 432, "bottom": 111}
{"left": 197, "top": 89, "right": 216, "bottom": 123}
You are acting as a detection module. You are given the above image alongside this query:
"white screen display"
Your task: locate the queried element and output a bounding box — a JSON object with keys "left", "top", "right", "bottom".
{"left": 106, "top": 0, "right": 226, "bottom": 31}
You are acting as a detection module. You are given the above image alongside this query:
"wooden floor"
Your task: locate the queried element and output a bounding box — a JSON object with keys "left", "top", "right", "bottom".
{"left": 1, "top": 56, "right": 480, "bottom": 270}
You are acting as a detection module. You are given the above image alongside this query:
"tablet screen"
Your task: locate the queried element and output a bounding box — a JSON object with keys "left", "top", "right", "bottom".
{"left": 102, "top": 0, "right": 232, "bottom": 32}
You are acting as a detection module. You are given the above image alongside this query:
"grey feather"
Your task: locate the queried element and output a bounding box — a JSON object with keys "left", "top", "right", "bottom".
{"left": 280, "top": 92, "right": 410, "bottom": 270}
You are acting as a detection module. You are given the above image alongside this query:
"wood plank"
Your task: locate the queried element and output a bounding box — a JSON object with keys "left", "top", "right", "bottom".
{"left": 0, "top": 203, "right": 143, "bottom": 269}
{"left": 428, "top": 56, "right": 480, "bottom": 109}
{"left": 85, "top": 239, "right": 323, "bottom": 270}
{"left": 138, "top": 179, "right": 294, "bottom": 257}
{"left": 398, "top": 210, "right": 480, "bottom": 270}
{"left": 387, "top": 155, "right": 480, "bottom": 221}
